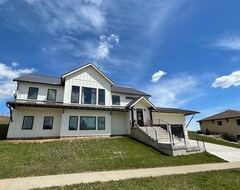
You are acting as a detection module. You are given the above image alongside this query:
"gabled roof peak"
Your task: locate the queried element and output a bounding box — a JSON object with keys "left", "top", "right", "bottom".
{"left": 61, "top": 62, "right": 115, "bottom": 85}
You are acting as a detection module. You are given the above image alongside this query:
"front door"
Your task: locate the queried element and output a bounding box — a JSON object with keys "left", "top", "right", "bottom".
{"left": 136, "top": 109, "right": 144, "bottom": 126}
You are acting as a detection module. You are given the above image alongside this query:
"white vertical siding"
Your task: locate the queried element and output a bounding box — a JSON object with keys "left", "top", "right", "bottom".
{"left": 17, "top": 82, "right": 64, "bottom": 102}
{"left": 63, "top": 66, "right": 112, "bottom": 105}
{"left": 60, "top": 109, "right": 112, "bottom": 137}
{"left": 7, "top": 107, "right": 62, "bottom": 138}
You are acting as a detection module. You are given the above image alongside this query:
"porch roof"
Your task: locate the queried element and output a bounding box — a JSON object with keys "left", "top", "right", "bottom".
{"left": 125, "top": 96, "right": 156, "bottom": 109}
{"left": 153, "top": 107, "right": 199, "bottom": 116}
{"left": 7, "top": 100, "right": 128, "bottom": 112}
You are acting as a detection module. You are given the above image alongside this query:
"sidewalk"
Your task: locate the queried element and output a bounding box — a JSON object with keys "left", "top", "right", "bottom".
{"left": 1, "top": 162, "right": 240, "bottom": 190}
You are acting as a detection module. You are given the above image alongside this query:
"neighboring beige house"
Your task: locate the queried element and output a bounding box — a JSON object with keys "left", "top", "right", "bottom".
{"left": 198, "top": 110, "right": 240, "bottom": 140}
{"left": 6, "top": 62, "right": 201, "bottom": 156}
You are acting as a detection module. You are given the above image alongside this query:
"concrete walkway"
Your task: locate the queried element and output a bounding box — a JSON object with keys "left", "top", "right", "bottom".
{"left": 1, "top": 162, "right": 240, "bottom": 190}
{"left": 189, "top": 140, "right": 240, "bottom": 162}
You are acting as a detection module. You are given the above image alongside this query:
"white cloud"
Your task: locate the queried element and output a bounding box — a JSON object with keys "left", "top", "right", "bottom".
{"left": 0, "top": 0, "right": 7, "bottom": 5}
{"left": 213, "top": 35, "right": 240, "bottom": 51}
{"left": 212, "top": 71, "right": 240, "bottom": 88}
{"left": 11, "top": 62, "right": 19, "bottom": 67}
{"left": 24, "top": 0, "right": 106, "bottom": 34}
{"left": 93, "top": 34, "right": 119, "bottom": 60}
{"left": 0, "top": 63, "right": 36, "bottom": 100}
{"left": 151, "top": 70, "right": 166, "bottom": 83}
{"left": 147, "top": 75, "right": 203, "bottom": 108}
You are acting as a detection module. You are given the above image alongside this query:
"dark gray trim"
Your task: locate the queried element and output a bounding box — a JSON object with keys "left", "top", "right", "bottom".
{"left": 27, "top": 87, "right": 39, "bottom": 100}
{"left": 69, "top": 116, "right": 78, "bottom": 130}
{"left": 47, "top": 89, "right": 57, "bottom": 101}
{"left": 7, "top": 100, "right": 128, "bottom": 112}
{"left": 43, "top": 116, "right": 54, "bottom": 130}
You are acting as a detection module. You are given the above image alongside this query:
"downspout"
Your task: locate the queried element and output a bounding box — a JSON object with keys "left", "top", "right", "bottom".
{"left": 6, "top": 103, "right": 13, "bottom": 122}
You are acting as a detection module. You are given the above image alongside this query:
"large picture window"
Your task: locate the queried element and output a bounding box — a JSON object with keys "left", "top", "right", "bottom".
{"left": 43, "top": 117, "right": 54, "bottom": 130}
{"left": 27, "top": 87, "right": 39, "bottom": 99}
{"left": 80, "top": 116, "right": 96, "bottom": 130}
{"left": 22, "top": 116, "right": 34, "bottom": 130}
{"left": 71, "top": 86, "right": 80, "bottom": 103}
{"left": 81, "top": 87, "right": 96, "bottom": 104}
{"left": 47, "top": 89, "right": 57, "bottom": 101}
{"left": 69, "top": 116, "right": 78, "bottom": 130}
{"left": 98, "top": 89, "right": 105, "bottom": 105}
{"left": 98, "top": 117, "right": 105, "bottom": 130}
{"left": 112, "top": 95, "right": 120, "bottom": 105}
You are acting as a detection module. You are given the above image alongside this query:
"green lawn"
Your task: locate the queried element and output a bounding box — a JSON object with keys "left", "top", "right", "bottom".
{"left": 189, "top": 131, "right": 240, "bottom": 149}
{"left": 34, "top": 169, "right": 240, "bottom": 190}
{"left": 0, "top": 136, "right": 224, "bottom": 179}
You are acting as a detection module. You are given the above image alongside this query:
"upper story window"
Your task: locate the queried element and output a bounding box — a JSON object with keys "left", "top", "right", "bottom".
{"left": 236, "top": 119, "right": 240, "bottom": 126}
{"left": 81, "top": 87, "right": 96, "bottom": 104}
{"left": 47, "top": 89, "right": 57, "bottom": 101}
{"left": 216, "top": 120, "right": 223, "bottom": 126}
{"left": 98, "top": 89, "right": 105, "bottom": 105}
{"left": 126, "top": 96, "right": 137, "bottom": 100}
{"left": 112, "top": 95, "right": 120, "bottom": 105}
{"left": 43, "top": 116, "right": 54, "bottom": 130}
{"left": 22, "top": 116, "right": 34, "bottom": 130}
{"left": 27, "top": 87, "right": 39, "bottom": 99}
{"left": 71, "top": 86, "right": 80, "bottom": 103}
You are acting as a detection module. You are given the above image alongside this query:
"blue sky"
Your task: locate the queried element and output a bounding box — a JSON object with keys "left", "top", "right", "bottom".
{"left": 0, "top": 0, "right": 240, "bottom": 130}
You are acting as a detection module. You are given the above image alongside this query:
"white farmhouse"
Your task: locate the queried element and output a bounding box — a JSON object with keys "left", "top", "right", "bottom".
{"left": 6, "top": 63, "right": 202, "bottom": 156}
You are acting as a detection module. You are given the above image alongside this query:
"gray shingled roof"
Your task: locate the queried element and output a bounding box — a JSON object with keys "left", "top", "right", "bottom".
{"left": 198, "top": 109, "right": 240, "bottom": 122}
{"left": 111, "top": 85, "right": 150, "bottom": 96}
{"left": 153, "top": 107, "right": 199, "bottom": 116}
{"left": 13, "top": 74, "right": 62, "bottom": 86}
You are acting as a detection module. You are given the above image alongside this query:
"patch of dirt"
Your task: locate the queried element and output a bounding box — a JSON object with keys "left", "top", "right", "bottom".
{"left": 8, "top": 135, "right": 122, "bottom": 143}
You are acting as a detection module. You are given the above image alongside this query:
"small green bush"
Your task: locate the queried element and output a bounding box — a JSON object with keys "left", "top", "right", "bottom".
{"left": 205, "top": 128, "right": 211, "bottom": 135}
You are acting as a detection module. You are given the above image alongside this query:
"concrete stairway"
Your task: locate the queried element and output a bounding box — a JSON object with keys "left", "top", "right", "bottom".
{"left": 139, "top": 126, "right": 184, "bottom": 146}
{"left": 130, "top": 126, "right": 203, "bottom": 156}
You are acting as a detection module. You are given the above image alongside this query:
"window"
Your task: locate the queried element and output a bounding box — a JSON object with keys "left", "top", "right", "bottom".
{"left": 80, "top": 116, "right": 96, "bottom": 130}
{"left": 43, "top": 117, "right": 54, "bottom": 130}
{"left": 112, "top": 95, "right": 120, "bottom": 105}
{"left": 22, "top": 116, "right": 34, "bottom": 130}
{"left": 236, "top": 119, "right": 240, "bottom": 126}
{"left": 126, "top": 96, "right": 137, "bottom": 100}
{"left": 27, "top": 87, "right": 38, "bottom": 99}
{"left": 69, "top": 116, "right": 78, "bottom": 130}
{"left": 47, "top": 89, "right": 57, "bottom": 101}
{"left": 98, "top": 89, "right": 105, "bottom": 105}
{"left": 71, "top": 86, "right": 80, "bottom": 103}
{"left": 81, "top": 87, "right": 96, "bottom": 104}
{"left": 216, "top": 121, "right": 223, "bottom": 126}
{"left": 98, "top": 117, "right": 105, "bottom": 130}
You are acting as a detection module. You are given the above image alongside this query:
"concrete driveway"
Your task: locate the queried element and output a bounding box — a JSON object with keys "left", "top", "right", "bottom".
{"left": 189, "top": 140, "right": 240, "bottom": 162}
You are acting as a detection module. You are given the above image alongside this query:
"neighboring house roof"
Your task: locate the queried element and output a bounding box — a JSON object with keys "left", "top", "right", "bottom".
{"left": 153, "top": 107, "right": 199, "bottom": 116}
{"left": 7, "top": 100, "right": 128, "bottom": 112}
{"left": 125, "top": 96, "right": 156, "bottom": 109}
{"left": 197, "top": 109, "right": 240, "bottom": 122}
{"left": 13, "top": 74, "right": 62, "bottom": 86}
{"left": 61, "top": 62, "right": 115, "bottom": 85}
{"left": 111, "top": 85, "right": 151, "bottom": 96}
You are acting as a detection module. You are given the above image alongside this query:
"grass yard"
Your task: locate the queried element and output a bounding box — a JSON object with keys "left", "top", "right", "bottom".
{"left": 189, "top": 131, "right": 240, "bottom": 149}
{"left": 34, "top": 169, "right": 240, "bottom": 190}
{"left": 0, "top": 137, "right": 224, "bottom": 179}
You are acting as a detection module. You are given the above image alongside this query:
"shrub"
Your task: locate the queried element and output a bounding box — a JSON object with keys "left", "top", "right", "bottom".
{"left": 205, "top": 128, "right": 211, "bottom": 135}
